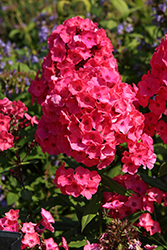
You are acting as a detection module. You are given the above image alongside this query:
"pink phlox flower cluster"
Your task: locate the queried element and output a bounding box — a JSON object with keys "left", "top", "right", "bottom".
{"left": 0, "top": 208, "right": 68, "bottom": 250}
{"left": 54, "top": 162, "right": 101, "bottom": 199}
{"left": 29, "top": 16, "right": 155, "bottom": 173}
{"left": 137, "top": 34, "right": 167, "bottom": 143}
{"left": 0, "top": 97, "right": 38, "bottom": 151}
{"left": 138, "top": 213, "right": 161, "bottom": 236}
{"left": 102, "top": 174, "right": 167, "bottom": 235}
{"left": 0, "top": 209, "right": 19, "bottom": 232}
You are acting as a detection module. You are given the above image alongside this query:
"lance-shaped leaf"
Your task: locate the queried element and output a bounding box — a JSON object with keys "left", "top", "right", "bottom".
{"left": 158, "top": 162, "right": 167, "bottom": 178}
{"left": 140, "top": 173, "right": 167, "bottom": 192}
{"left": 73, "top": 0, "right": 91, "bottom": 13}
{"left": 81, "top": 192, "right": 102, "bottom": 232}
{"left": 101, "top": 175, "right": 131, "bottom": 196}
{"left": 124, "top": 211, "right": 145, "bottom": 224}
{"left": 110, "top": 0, "right": 129, "bottom": 18}
{"left": 21, "top": 189, "right": 33, "bottom": 201}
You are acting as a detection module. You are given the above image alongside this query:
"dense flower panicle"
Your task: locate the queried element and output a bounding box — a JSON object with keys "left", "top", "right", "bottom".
{"left": 0, "top": 97, "right": 38, "bottom": 151}
{"left": 102, "top": 174, "right": 166, "bottom": 235}
{"left": 137, "top": 34, "right": 167, "bottom": 143}
{"left": 54, "top": 162, "right": 101, "bottom": 199}
{"left": 0, "top": 208, "right": 68, "bottom": 250}
{"left": 30, "top": 16, "right": 155, "bottom": 176}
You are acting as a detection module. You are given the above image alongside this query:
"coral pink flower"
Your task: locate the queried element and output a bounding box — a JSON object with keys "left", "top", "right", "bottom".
{"left": 40, "top": 208, "right": 55, "bottom": 232}
{"left": 21, "top": 222, "right": 35, "bottom": 234}
{"left": 22, "top": 232, "right": 40, "bottom": 248}
{"left": 44, "top": 237, "right": 59, "bottom": 250}
{"left": 60, "top": 237, "right": 69, "bottom": 250}
{"left": 138, "top": 213, "right": 154, "bottom": 231}
{"left": 5, "top": 209, "right": 19, "bottom": 221}
{"left": 0, "top": 113, "right": 10, "bottom": 132}
{"left": 0, "top": 131, "right": 14, "bottom": 151}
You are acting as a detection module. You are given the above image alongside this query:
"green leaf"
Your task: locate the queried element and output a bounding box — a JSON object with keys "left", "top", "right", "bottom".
{"left": 110, "top": 0, "right": 129, "bottom": 18}
{"left": 81, "top": 192, "right": 102, "bottom": 232}
{"left": 128, "top": 6, "right": 142, "bottom": 14}
{"left": 144, "top": 25, "right": 158, "bottom": 39}
{"left": 154, "top": 143, "right": 167, "bottom": 155}
{"left": 9, "top": 29, "right": 20, "bottom": 38}
{"left": 158, "top": 162, "right": 167, "bottom": 178}
{"left": 99, "top": 20, "right": 117, "bottom": 30}
{"left": 124, "top": 211, "right": 145, "bottom": 224}
{"left": 17, "top": 63, "right": 30, "bottom": 72}
{"left": 26, "top": 22, "right": 36, "bottom": 33}
{"left": 7, "top": 192, "right": 19, "bottom": 205}
{"left": 101, "top": 175, "right": 130, "bottom": 196}
{"left": 57, "top": 0, "right": 70, "bottom": 14}
{"left": 118, "top": 244, "right": 124, "bottom": 250}
{"left": 21, "top": 189, "right": 33, "bottom": 201}
{"left": 73, "top": 0, "right": 91, "bottom": 13}
{"left": 68, "top": 239, "right": 87, "bottom": 248}
{"left": 140, "top": 173, "right": 167, "bottom": 192}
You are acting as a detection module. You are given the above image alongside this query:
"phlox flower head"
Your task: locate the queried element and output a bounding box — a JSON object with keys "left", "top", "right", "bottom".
{"left": 102, "top": 174, "right": 167, "bottom": 235}
{"left": 54, "top": 162, "right": 101, "bottom": 199}
{"left": 137, "top": 34, "right": 167, "bottom": 143}
{"left": 30, "top": 16, "right": 155, "bottom": 175}
{"left": 0, "top": 97, "right": 38, "bottom": 151}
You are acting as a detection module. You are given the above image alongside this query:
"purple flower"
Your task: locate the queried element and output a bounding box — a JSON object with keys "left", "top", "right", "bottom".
{"left": 52, "top": 24, "right": 58, "bottom": 32}
{"left": 125, "top": 24, "right": 133, "bottom": 33}
{"left": 0, "top": 62, "right": 5, "bottom": 69}
{"left": 0, "top": 39, "right": 5, "bottom": 47}
{"left": 159, "top": 3, "right": 167, "bottom": 13}
{"left": 15, "top": 86, "right": 19, "bottom": 94}
{"left": 0, "top": 194, "right": 3, "bottom": 202}
{"left": 100, "top": 0, "right": 106, "bottom": 5}
{"left": 117, "top": 24, "right": 124, "bottom": 34}
{"left": 1, "top": 200, "right": 8, "bottom": 207}
{"left": 25, "top": 77, "right": 30, "bottom": 86}
{"left": 1, "top": 175, "right": 5, "bottom": 181}
{"left": 147, "top": 0, "right": 153, "bottom": 5}
{"left": 30, "top": 55, "right": 39, "bottom": 63}
{"left": 38, "top": 25, "right": 49, "bottom": 43}
{"left": 49, "top": 15, "right": 56, "bottom": 21}
{"left": 1, "top": 6, "right": 8, "bottom": 11}
{"left": 8, "top": 60, "right": 13, "bottom": 65}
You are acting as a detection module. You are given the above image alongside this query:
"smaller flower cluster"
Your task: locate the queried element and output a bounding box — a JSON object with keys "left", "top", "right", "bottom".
{"left": 0, "top": 208, "right": 68, "bottom": 250}
{"left": 54, "top": 162, "right": 101, "bottom": 199}
{"left": 0, "top": 97, "right": 38, "bottom": 151}
{"left": 84, "top": 219, "right": 157, "bottom": 249}
{"left": 137, "top": 34, "right": 167, "bottom": 143}
{"left": 102, "top": 174, "right": 166, "bottom": 235}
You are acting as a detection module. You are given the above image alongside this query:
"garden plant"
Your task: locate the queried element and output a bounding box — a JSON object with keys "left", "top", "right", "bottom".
{"left": 1, "top": 0, "right": 167, "bottom": 249}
